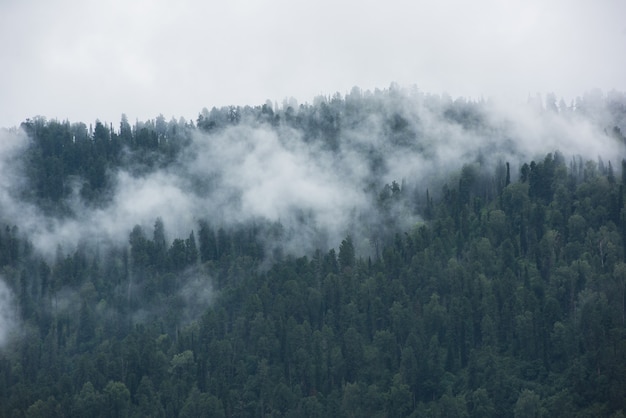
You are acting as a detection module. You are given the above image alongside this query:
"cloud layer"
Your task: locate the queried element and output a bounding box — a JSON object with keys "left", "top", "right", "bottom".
{"left": 1, "top": 89, "right": 624, "bottom": 262}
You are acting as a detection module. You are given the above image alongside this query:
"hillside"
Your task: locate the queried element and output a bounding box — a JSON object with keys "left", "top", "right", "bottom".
{"left": 0, "top": 87, "right": 626, "bottom": 417}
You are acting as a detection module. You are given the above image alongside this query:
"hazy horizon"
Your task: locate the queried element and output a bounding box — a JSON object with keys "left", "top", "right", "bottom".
{"left": 1, "top": 0, "right": 625, "bottom": 128}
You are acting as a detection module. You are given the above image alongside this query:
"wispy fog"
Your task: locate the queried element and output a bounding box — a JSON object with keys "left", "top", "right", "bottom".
{"left": 0, "top": 88, "right": 624, "bottom": 261}
{"left": 0, "top": 277, "right": 16, "bottom": 348}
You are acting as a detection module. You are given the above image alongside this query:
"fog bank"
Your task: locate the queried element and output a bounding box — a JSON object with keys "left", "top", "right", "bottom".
{"left": 0, "top": 88, "right": 624, "bottom": 260}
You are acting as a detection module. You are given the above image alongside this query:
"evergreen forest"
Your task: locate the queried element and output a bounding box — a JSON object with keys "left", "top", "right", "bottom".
{"left": 1, "top": 86, "right": 626, "bottom": 417}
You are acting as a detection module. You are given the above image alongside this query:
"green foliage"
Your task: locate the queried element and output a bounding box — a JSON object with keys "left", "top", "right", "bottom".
{"left": 19, "top": 115, "right": 192, "bottom": 211}
{"left": 1, "top": 94, "right": 626, "bottom": 416}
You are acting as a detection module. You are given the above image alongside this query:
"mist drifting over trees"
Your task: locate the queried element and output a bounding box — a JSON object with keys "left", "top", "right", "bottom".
{"left": 1, "top": 85, "right": 626, "bottom": 417}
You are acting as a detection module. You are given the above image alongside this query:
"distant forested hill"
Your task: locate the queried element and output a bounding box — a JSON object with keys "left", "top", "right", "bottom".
{"left": 0, "top": 86, "right": 625, "bottom": 417}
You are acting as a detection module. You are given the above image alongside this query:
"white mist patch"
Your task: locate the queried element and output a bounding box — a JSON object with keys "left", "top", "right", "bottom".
{"left": 484, "top": 97, "right": 625, "bottom": 163}
{"left": 0, "top": 129, "right": 34, "bottom": 222}
{"left": 228, "top": 129, "right": 363, "bottom": 223}
{"left": 0, "top": 277, "right": 17, "bottom": 348}
{"left": 186, "top": 124, "right": 370, "bottom": 246}
{"left": 21, "top": 169, "right": 202, "bottom": 257}
{"left": 106, "top": 171, "right": 198, "bottom": 238}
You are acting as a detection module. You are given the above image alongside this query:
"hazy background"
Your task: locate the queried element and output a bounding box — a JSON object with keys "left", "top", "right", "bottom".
{"left": 1, "top": 0, "right": 625, "bottom": 128}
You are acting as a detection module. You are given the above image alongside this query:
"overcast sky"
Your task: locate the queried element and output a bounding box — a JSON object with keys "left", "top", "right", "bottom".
{"left": 1, "top": 0, "right": 624, "bottom": 128}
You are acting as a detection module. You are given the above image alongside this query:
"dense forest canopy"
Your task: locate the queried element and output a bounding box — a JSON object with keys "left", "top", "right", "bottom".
{"left": 0, "top": 85, "right": 626, "bottom": 417}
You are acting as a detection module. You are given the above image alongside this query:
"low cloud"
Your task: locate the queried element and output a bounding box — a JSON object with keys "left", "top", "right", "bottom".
{"left": 0, "top": 88, "right": 625, "bottom": 262}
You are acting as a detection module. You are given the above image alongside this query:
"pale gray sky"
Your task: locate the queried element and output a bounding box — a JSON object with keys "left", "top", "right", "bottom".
{"left": 1, "top": 0, "right": 625, "bottom": 128}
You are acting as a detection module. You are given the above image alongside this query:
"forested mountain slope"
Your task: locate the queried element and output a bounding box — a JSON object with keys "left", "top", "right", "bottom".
{"left": 0, "top": 86, "right": 625, "bottom": 417}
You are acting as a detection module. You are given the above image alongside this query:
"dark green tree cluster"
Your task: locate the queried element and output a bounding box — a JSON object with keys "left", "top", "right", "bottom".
{"left": 0, "top": 151, "right": 625, "bottom": 416}
{"left": 18, "top": 87, "right": 626, "bottom": 219}
{"left": 19, "top": 115, "right": 193, "bottom": 212}
{"left": 1, "top": 87, "right": 626, "bottom": 416}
